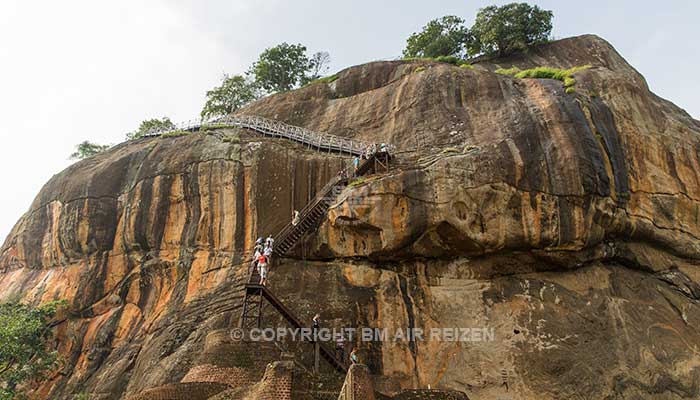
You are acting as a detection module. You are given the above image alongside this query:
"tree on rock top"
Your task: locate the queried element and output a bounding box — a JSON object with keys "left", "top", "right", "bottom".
{"left": 127, "top": 117, "right": 176, "bottom": 140}
{"left": 201, "top": 74, "right": 260, "bottom": 120}
{"left": 466, "top": 2, "right": 553, "bottom": 57}
{"left": 403, "top": 15, "right": 469, "bottom": 58}
{"left": 70, "top": 140, "right": 110, "bottom": 160}
{"left": 250, "top": 43, "right": 313, "bottom": 92}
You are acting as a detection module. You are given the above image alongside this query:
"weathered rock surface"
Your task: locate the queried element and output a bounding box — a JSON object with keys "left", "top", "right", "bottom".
{"left": 1, "top": 35, "right": 699, "bottom": 399}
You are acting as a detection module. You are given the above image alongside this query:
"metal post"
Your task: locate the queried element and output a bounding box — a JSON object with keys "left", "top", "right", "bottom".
{"left": 314, "top": 342, "right": 320, "bottom": 374}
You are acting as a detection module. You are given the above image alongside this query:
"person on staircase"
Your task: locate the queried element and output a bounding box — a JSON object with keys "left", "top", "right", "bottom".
{"left": 312, "top": 314, "right": 321, "bottom": 341}
{"left": 263, "top": 244, "right": 273, "bottom": 264}
{"left": 252, "top": 238, "right": 264, "bottom": 270}
{"left": 257, "top": 253, "right": 268, "bottom": 286}
{"left": 352, "top": 157, "right": 360, "bottom": 175}
{"left": 335, "top": 333, "right": 345, "bottom": 361}
{"left": 265, "top": 234, "right": 275, "bottom": 249}
{"left": 292, "top": 210, "right": 300, "bottom": 226}
{"left": 350, "top": 348, "right": 359, "bottom": 364}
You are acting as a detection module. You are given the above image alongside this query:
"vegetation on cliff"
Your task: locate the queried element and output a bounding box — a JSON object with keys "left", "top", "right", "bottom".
{"left": 0, "top": 300, "right": 65, "bottom": 399}
{"left": 69, "top": 141, "right": 111, "bottom": 160}
{"left": 496, "top": 65, "right": 591, "bottom": 93}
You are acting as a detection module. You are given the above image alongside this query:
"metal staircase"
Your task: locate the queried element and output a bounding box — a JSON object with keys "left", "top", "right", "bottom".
{"left": 241, "top": 282, "right": 348, "bottom": 373}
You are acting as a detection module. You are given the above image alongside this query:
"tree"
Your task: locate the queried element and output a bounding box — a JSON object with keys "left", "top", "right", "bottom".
{"left": 0, "top": 301, "right": 65, "bottom": 399}
{"left": 200, "top": 74, "right": 260, "bottom": 120}
{"left": 127, "top": 117, "right": 176, "bottom": 140}
{"left": 303, "top": 51, "right": 331, "bottom": 84}
{"left": 250, "top": 43, "right": 312, "bottom": 92}
{"left": 466, "top": 3, "right": 553, "bottom": 57}
{"left": 70, "top": 141, "right": 110, "bottom": 160}
{"left": 403, "top": 16, "right": 469, "bottom": 59}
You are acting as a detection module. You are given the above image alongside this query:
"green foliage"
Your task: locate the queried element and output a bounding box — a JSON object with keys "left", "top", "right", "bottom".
{"left": 0, "top": 300, "right": 66, "bottom": 399}
{"left": 348, "top": 177, "right": 367, "bottom": 187}
{"left": 304, "top": 74, "right": 338, "bottom": 87}
{"left": 250, "top": 43, "right": 312, "bottom": 92}
{"left": 127, "top": 117, "right": 176, "bottom": 140}
{"left": 404, "top": 55, "right": 470, "bottom": 67}
{"left": 497, "top": 65, "right": 591, "bottom": 93}
{"left": 200, "top": 123, "right": 236, "bottom": 132}
{"left": 414, "top": 66, "right": 426, "bottom": 73}
{"left": 466, "top": 3, "right": 553, "bottom": 57}
{"left": 459, "top": 63, "right": 475, "bottom": 70}
{"left": 434, "top": 55, "right": 470, "bottom": 66}
{"left": 495, "top": 66, "right": 522, "bottom": 76}
{"left": 200, "top": 74, "right": 260, "bottom": 120}
{"left": 160, "top": 130, "right": 190, "bottom": 138}
{"left": 70, "top": 141, "right": 110, "bottom": 160}
{"left": 403, "top": 16, "right": 468, "bottom": 58}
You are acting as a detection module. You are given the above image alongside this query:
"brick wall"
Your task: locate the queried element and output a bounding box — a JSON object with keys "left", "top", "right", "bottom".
{"left": 245, "top": 361, "right": 294, "bottom": 400}
{"left": 127, "top": 382, "right": 229, "bottom": 400}
{"left": 185, "top": 329, "right": 281, "bottom": 387}
{"left": 337, "top": 364, "right": 376, "bottom": 400}
{"left": 181, "top": 364, "right": 258, "bottom": 388}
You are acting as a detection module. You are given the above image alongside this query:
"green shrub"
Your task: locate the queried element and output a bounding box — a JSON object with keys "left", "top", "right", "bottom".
{"left": 404, "top": 56, "right": 470, "bottom": 67}
{"left": 497, "top": 65, "right": 591, "bottom": 93}
{"left": 348, "top": 177, "right": 367, "bottom": 187}
{"left": 495, "top": 67, "right": 522, "bottom": 76}
{"left": 161, "top": 130, "right": 191, "bottom": 138}
{"left": 304, "top": 74, "right": 338, "bottom": 87}
{"left": 200, "top": 123, "right": 232, "bottom": 131}
{"left": 0, "top": 300, "right": 67, "bottom": 399}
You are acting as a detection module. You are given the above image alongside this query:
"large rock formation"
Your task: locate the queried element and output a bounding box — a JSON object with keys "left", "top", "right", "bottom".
{"left": 1, "top": 35, "right": 699, "bottom": 399}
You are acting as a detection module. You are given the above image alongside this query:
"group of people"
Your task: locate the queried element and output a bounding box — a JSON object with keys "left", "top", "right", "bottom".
{"left": 251, "top": 235, "right": 275, "bottom": 285}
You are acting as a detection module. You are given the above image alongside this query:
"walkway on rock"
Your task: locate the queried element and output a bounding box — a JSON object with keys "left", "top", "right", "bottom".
{"left": 144, "top": 114, "right": 378, "bottom": 157}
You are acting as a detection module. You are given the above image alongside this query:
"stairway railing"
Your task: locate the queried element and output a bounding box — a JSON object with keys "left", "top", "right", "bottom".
{"left": 141, "top": 114, "right": 386, "bottom": 157}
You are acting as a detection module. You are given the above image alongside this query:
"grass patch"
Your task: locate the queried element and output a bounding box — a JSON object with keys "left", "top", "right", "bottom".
{"left": 414, "top": 66, "right": 426, "bottom": 73}
{"left": 348, "top": 177, "right": 367, "bottom": 187}
{"left": 404, "top": 56, "right": 472, "bottom": 67}
{"left": 495, "top": 67, "right": 522, "bottom": 76}
{"left": 459, "top": 63, "right": 475, "bottom": 70}
{"left": 222, "top": 135, "right": 240, "bottom": 144}
{"left": 161, "top": 130, "right": 191, "bottom": 138}
{"left": 496, "top": 65, "right": 591, "bottom": 93}
{"left": 200, "top": 123, "right": 236, "bottom": 132}
{"left": 305, "top": 74, "right": 339, "bottom": 87}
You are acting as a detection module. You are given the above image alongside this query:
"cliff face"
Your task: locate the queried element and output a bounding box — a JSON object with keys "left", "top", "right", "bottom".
{"left": 1, "top": 35, "right": 699, "bottom": 400}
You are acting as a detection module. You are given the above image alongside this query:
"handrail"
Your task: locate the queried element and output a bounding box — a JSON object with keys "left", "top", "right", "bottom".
{"left": 273, "top": 175, "right": 346, "bottom": 254}
{"left": 140, "top": 114, "right": 397, "bottom": 157}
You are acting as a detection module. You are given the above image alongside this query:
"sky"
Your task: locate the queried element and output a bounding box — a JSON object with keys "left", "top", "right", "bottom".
{"left": 0, "top": 0, "right": 698, "bottom": 243}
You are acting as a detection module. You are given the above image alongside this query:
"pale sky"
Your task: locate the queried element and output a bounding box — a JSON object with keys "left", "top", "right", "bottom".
{"left": 0, "top": 0, "right": 697, "bottom": 243}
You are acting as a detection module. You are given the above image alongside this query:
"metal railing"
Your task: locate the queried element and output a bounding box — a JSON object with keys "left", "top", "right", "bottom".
{"left": 140, "top": 114, "right": 389, "bottom": 157}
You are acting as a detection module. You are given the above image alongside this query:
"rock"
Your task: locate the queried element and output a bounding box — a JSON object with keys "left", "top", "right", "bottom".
{"left": 1, "top": 35, "right": 699, "bottom": 399}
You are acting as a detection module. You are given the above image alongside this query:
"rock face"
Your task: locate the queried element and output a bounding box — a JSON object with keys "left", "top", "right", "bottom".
{"left": 1, "top": 35, "right": 699, "bottom": 399}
